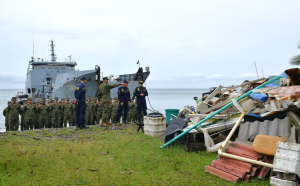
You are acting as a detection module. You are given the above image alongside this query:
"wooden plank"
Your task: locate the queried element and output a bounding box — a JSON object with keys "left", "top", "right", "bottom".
{"left": 203, "top": 85, "right": 223, "bottom": 104}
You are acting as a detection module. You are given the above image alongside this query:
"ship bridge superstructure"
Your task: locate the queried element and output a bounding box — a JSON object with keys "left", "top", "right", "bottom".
{"left": 25, "top": 40, "right": 77, "bottom": 99}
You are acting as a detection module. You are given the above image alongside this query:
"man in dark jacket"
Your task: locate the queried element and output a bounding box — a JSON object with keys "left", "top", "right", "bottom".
{"left": 74, "top": 76, "right": 89, "bottom": 129}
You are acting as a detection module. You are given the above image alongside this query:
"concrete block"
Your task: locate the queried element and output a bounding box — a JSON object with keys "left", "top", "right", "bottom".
{"left": 144, "top": 116, "right": 166, "bottom": 135}
{"left": 144, "top": 130, "right": 165, "bottom": 137}
{"left": 273, "top": 142, "right": 300, "bottom": 176}
{"left": 270, "top": 176, "right": 299, "bottom": 186}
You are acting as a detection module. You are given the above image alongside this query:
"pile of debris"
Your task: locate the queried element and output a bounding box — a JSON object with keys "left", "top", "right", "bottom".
{"left": 160, "top": 68, "right": 300, "bottom": 185}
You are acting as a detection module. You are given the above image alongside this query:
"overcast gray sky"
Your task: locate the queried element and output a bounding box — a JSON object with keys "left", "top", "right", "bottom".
{"left": 0, "top": 0, "right": 299, "bottom": 89}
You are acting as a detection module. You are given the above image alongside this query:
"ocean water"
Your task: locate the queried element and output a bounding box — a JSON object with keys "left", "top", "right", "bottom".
{"left": 0, "top": 88, "right": 207, "bottom": 130}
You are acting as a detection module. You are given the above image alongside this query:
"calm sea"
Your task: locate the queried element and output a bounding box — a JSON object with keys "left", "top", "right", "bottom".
{"left": 0, "top": 89, "right": 207, "bottom": 131}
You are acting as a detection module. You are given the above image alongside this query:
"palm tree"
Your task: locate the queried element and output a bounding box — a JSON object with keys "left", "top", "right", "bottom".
{"left": 290, "top": 42, "right": 300, "bottom": 65}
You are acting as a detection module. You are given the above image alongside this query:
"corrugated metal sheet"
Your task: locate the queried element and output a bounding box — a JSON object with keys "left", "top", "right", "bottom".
{"left": 238, "top": 117, "right": 291, "bottom": 141}
{"left": 205, "top": 141, "right": 271, "bottom": 183}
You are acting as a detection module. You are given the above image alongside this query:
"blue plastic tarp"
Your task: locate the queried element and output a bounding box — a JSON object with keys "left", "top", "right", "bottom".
{"left": 250, "top": 92, "right": 268, "bottom": 102}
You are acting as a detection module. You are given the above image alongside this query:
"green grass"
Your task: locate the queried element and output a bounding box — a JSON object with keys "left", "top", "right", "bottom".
{"left": 0, "top": 126, "right": 270, "bottom": 186}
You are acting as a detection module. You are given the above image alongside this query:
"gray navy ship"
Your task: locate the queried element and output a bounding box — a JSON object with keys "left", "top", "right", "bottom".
{"left": 22, "top": 40, "right": 150, "bottom": 104}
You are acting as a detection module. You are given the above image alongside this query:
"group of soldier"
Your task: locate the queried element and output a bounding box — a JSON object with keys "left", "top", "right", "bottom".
{"left": 2, "top": 92, "right": 144, "bottom": 131}
{"left": 2, "top": 97, "right": 75, "bottom": 131}
{"left": 2, "top": 75, "right": 148, "bottom": 131}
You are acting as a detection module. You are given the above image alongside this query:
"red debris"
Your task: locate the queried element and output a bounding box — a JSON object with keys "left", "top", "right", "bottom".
{"left": 205, "top": 165, "right": 240, "bottom": 183}
{"left": 244, "top": 174, "right": 251, "bottom": 183}
{"left": 205, "top": 141, "right": 271, "bottom": 183}
{"left": 258, "top": 156, "right": 273, "bottom": 180}
{"left": 211, "top": 160, "right": 247, "bottom": 178}
{"left": 218, "top": 156, "right": 252, "bottom": 173}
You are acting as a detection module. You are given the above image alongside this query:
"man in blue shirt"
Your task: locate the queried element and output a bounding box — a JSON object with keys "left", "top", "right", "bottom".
{"left": 74, "top": 76, "right": 89, "bottom": 129}
{"left": 115, "top": 80, "right": 130, "bottom": 124}
{"left": 134, "top": 81, "right": 148, "bottom": 122}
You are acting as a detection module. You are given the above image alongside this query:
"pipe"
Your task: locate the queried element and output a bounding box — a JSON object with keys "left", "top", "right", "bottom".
{"left": 219, "top": 110, "right": 246, "bottom": 150}
{"left": 160, "top": 75, "right": 281, "bottom": 148}
{"left": 218, "top": 149, "right": 273, "bottom": 168}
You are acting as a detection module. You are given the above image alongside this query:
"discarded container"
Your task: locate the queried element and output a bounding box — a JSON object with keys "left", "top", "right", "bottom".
{"left": 144, "top": 116, "right": 166, "bottom": 137}
{"left": 165, "top": 109, "right": 180, "bottom": 123}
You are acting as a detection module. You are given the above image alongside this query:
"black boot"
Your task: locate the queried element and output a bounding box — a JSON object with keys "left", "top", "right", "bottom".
{"left": 80, "top": 126, "right": 89, "bottom": 129}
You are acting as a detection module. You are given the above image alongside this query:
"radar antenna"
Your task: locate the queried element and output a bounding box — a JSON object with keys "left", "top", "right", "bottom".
{"left": 49, "top": 40, "right": 56, "bottom": 62}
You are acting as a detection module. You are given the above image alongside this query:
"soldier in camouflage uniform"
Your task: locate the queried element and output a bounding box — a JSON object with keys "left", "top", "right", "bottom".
{"left": 131, "top": 99, "right": 138, "bottom": 122}
{"left": 96, "top": 98, "right": 102, "bottom": 124}
{"left": 37, "top": 99, "right": 49, "bottom": 129}
{"left": 50, "top": 97, "right": 61, "bottom": 128}
{"left": 62, "top": 98, "right": 73, "bottom": 127}
{"left": 7, "top": 97, "right": 21, "bottom": 131}
{"left": 2, "top": 101, "right": 11, "bottom": 131}
{"left": 97, "top": 77, "right": 122, "bottom": 126}
{"left": 48, "top": 101, "right": 53, "bottom": 128}
{"left": 21, "top": 101, "right": 27, "bottom": 130}
{"left": 60, "top": 98, "right": 65, "bottom": 127}
{"left": 110, "top": 98, "right": 119, "bottom": 124}
{"left": 108, "top": 98, "right": 112, "bottom": 123}
{"left": 23, "top": 98, "right": 36, "bottom": 130}
{"left": 71, "top": 103, "right": 76, "bottom": 126}
{"left": 127, "top": 100, "right": 133, "bottom": 123}
{"left": 93, "top": 98, "right": 98, "bottom": 124}
{"left": 85, "top": 96, "right": 94, "bottom": 125}
{"left": 35, "top": 101, "right": 40, "bottom": 129}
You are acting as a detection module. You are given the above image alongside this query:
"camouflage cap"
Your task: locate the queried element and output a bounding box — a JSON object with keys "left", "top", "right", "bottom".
{"left": 114, "top": 97, "right": 118, "bottom": 100}
{"left": 11, "top": 97, "right": 16, "bottom": 100}
{"left": 42, "top": 98, "right": 46, "bottom": 101}
{"left": 61, "top": 98, "right": 65, "bottom": 101}
{"left": 51, "top": 100, "right": 54, "bottom": 103}
{"left": 28, "top": 98, "right": 32, "bottom": 101}
{"left": 66, "top": 98, "right": 70, "bottom": 101}
{"left": 103, "top": 77, "right": 109, "bottom": 80}
{"left": 8, "top": 101, "right": 11, "bottom": 104}
{"left": 59, "top": 101, "right": 62, "bottom": 103}
{"left": 54, "top": 97, "right": 58, "bottom": 100}
{"left": 88, "top": 96, "right": 92, "bottom": 99}
{"left": 94, "top": 98, "right": 97, "bottom": 100}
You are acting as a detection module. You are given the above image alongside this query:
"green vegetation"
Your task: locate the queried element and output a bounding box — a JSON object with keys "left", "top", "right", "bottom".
{"left": 0, "top": 126, "right": 269, "bottom": 185}
{"left": 290, "top": 42, "right": 300, "bottom": 66}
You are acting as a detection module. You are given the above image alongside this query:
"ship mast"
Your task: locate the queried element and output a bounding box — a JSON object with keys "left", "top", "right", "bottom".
{"left": 49, "top": 40, "right": 56, "bottom": 62}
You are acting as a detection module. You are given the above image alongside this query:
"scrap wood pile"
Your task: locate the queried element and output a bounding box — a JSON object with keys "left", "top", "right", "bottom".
{"left": 161, "top": 68, "right": 300, "bottom": 185}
